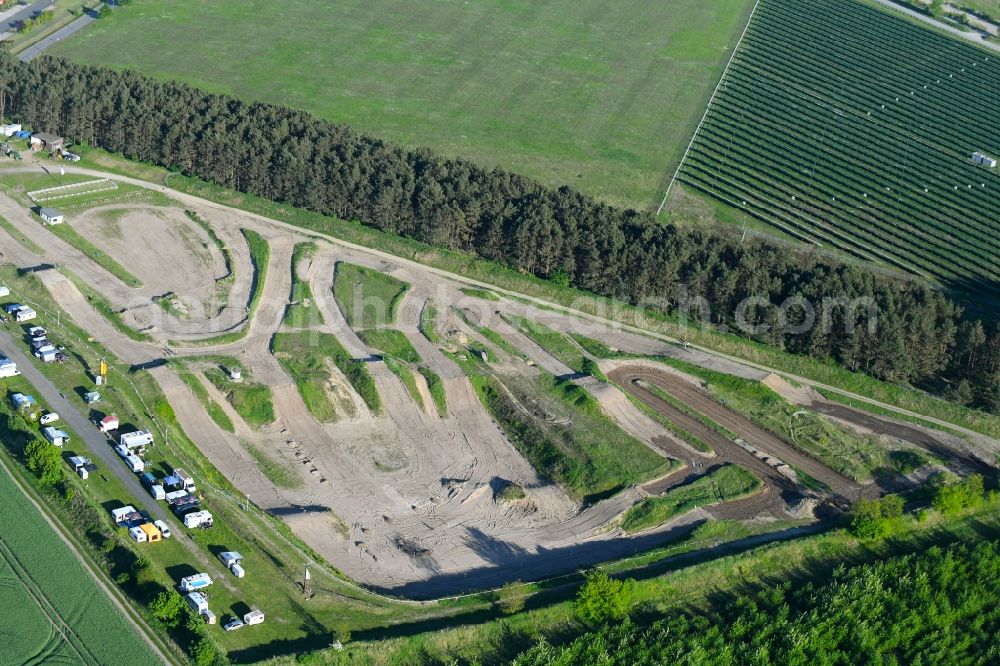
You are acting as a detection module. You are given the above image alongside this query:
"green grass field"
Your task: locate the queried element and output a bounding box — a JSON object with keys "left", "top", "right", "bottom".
{"left": 357, "top": 328, "right": 422, "bottom": 364}
{"left": 284, "top": 242, "right": 323, "bottom": 327}
{"left": 204, "top": 367, "right": 275, "bottom": 428}
{"left": 333, "top": 262, "right": 409, "bottom": 329}
{"left": 0, "top": 461, "right": 160, "bottom": 665}
{"left": 621, "top": 464, "right": 762, "bottom": 533}
{"left": 51, "top": 0, "right": 756, "bottom": 209}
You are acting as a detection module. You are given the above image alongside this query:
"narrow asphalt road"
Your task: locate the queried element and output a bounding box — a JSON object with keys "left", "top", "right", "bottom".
{"left": 0, "top": 327, "right": 225, "bottom": 577}
{"left": 18, "top": 10, "right": 97, "bottom": 62}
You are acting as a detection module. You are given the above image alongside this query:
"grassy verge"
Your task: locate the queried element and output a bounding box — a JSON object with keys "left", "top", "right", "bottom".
{"left": 0, "top": 213, "right": 44, "bottom": 253}
{"left": 203, "top": 367, "right": 274, "bottom": 428}
{"left": 384, "top": 357, "right": 424, "bottom": 411}
{"left": 177, "top": 370, "right": 235, "bottom": 433}
{"left": 45, "top": 218, "right": 143, "bottom": 287}
{"left": 241, "top": 228, "right": 269, "bottom": 316}
{"left": 621, "top": 465, "right": 762, "bottom": 533}
{"left": 333, "top": 261, "right": 409, "bottom": 329}
{"left": 418, "top": 366, "right": 447, "bottom": 417}
{"left": 452, "top": 307, "right": 523, "bottom": 359}
{"left": 459, "top": 287, "right": 499, "bottom": 301}
{"left": 418, "top": 301, "right": 440, "bottom": 344}
{"left": 357, "top": 328, "right": 421, "bottom": 363}
{"left": 505, "top": 314, "right": 585, "bottom": 372}
{"left": 284, "top": 242, "right": 323, "bottom": 327}
{"left": 568, "top": 333, "right": 636, "bottom": 359}
{"left": 81, "top": 152, "right": 1000, "bottom": 438}
{"left": 61, "top": 270, "right": 154, "bottom": 343}
{"left": 243, "top": 441, "right": 303, "bottom": 489}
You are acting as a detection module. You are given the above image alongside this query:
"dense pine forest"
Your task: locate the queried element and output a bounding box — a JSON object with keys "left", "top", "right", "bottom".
{"left": 513, "top": 539, "right": 1000, "bottom": 664}
{"left": 3, "top": 55, "right": 997, "bottom": 412}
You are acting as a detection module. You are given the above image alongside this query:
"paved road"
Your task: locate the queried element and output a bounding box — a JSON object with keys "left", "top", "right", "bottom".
{"left": 0, "top": 0, "right": 52, "bottom": 38}
{"left": 18, "top": 9, "right": 97, "bottom": 61}
{"left": 871, "top": 0, "right": 1000, "bottom": 52}
{"left": 0, "top": 327, "right": 226, "bottom": 580}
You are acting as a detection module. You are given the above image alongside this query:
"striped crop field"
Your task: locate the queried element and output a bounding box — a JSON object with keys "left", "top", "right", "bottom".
{"left": 678, "top": 0, "right": 1000, "bottom": 296}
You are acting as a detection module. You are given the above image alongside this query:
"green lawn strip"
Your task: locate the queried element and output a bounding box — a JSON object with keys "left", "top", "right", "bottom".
{"left": 451, "top": 307, "right": 524, "bottom": 359}
{"left": 653, "top": 356, "right": 894, "bottom": 482}
{"left": 418, "top": 301, "right": 441, "bottom": 344}
{"left": 621, "top": 465, "right": 762, "bottom": 533}
{"left": 333, "top": 261, "right": 409, "bottom": 329}
{"left": 241, "top": 228, "right": 269, "bottom": 316}
{"left": 418, "top": 366, "right": 448, "bottom": 417}
{"left": 203, "top": 367, "right": 274, "bottom": 428}
{"left": 273, "top": 331, "right": 381, "bottom": 416}
{"left": 176, "top": 370, "right": 235, "bottom": 433}
{"left": 85, "top": 152, "right": 999, "bottom": 438}
{"left": 0, "top": 213, "right": 44, "bottom": 253}
{"left": 469, "top": 371, "right": 672, "bottom": 503}
{"left": 45, "top": 218, "right": 143, "bottom": 287}
{"left": 242, "top": 440, "right": 303, "bottom": 489}
{"left": 459, "top": 287, "right": 500, "bottom": 301}
{"left": 283, "top": 242, "right": 323, "bottom": 327}
{"left": 61, "top": 269, "right": 154, "bottom": 343}
{"left": 504, "top": 314, "right": 585, "bottom": 372}
{"left": 384, "top": 357, "right": 424, "bottom": 411}
{"left": 184, "top": 209, "right": 233, "bottom": 282}
{"left": 622, "top": 390, "right": 715, "bottom": 454}
{"left": 357, "top": 328, "right": 421, "bottom": 363}
{"left": 568, "top": 333, "right": 638, "bottom": 359}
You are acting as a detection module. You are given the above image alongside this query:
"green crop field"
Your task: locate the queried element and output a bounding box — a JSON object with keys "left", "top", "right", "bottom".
{"left": 677, "top": 0, "right": 1000, "bottom": 297}
{"left": 0, "top": 466, "right": 159, "bottom": 665}
{"left": 50, "top": 0, "right": 755, "bottom": 209}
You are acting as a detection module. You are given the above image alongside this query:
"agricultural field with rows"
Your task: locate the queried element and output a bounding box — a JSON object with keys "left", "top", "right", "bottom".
{"left": 679, "top": 0, "right": 1000, "bottom": 299}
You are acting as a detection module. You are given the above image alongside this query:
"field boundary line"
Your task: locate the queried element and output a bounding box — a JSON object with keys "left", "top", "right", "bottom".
{"left": 656, "top": 0, "right": 761, "bottom": 216}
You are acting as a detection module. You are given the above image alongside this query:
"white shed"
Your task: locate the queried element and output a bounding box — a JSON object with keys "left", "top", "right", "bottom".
{"left": 39, "top": 208, "right": 64, "bottom": 225}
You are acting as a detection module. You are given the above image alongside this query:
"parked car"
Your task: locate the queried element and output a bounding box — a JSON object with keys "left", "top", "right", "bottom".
{"left": 39, "top": 412, "right": 59, "bottom": 424}
{"left": 114, "top": 443, "right": 129, "bottom": 458}
{"left": 223, "top": 618, "right": 244, "bottom": 632}
{"left": 62, "top": 152, "right": 81, "bottom": 162}
{"left": 153, "top": 519, "right": 172, "bottom": 539}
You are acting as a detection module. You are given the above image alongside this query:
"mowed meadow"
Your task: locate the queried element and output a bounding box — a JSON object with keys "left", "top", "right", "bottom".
{"left": 51, "top": 0, "right": 755, "bottom": 209}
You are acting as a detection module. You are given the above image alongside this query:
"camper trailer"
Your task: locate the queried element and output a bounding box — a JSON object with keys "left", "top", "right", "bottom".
{"left": 125, "top": 454, "right": 145, "bottom": 474}
{"left": 186, "top": 592, "right": 209, "bottom": 614}
{"left": 179, "top": 573, "right": 212, "bottom": 592}
{"left": 183, "top": 511, "right": 213, "bottom": 529}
